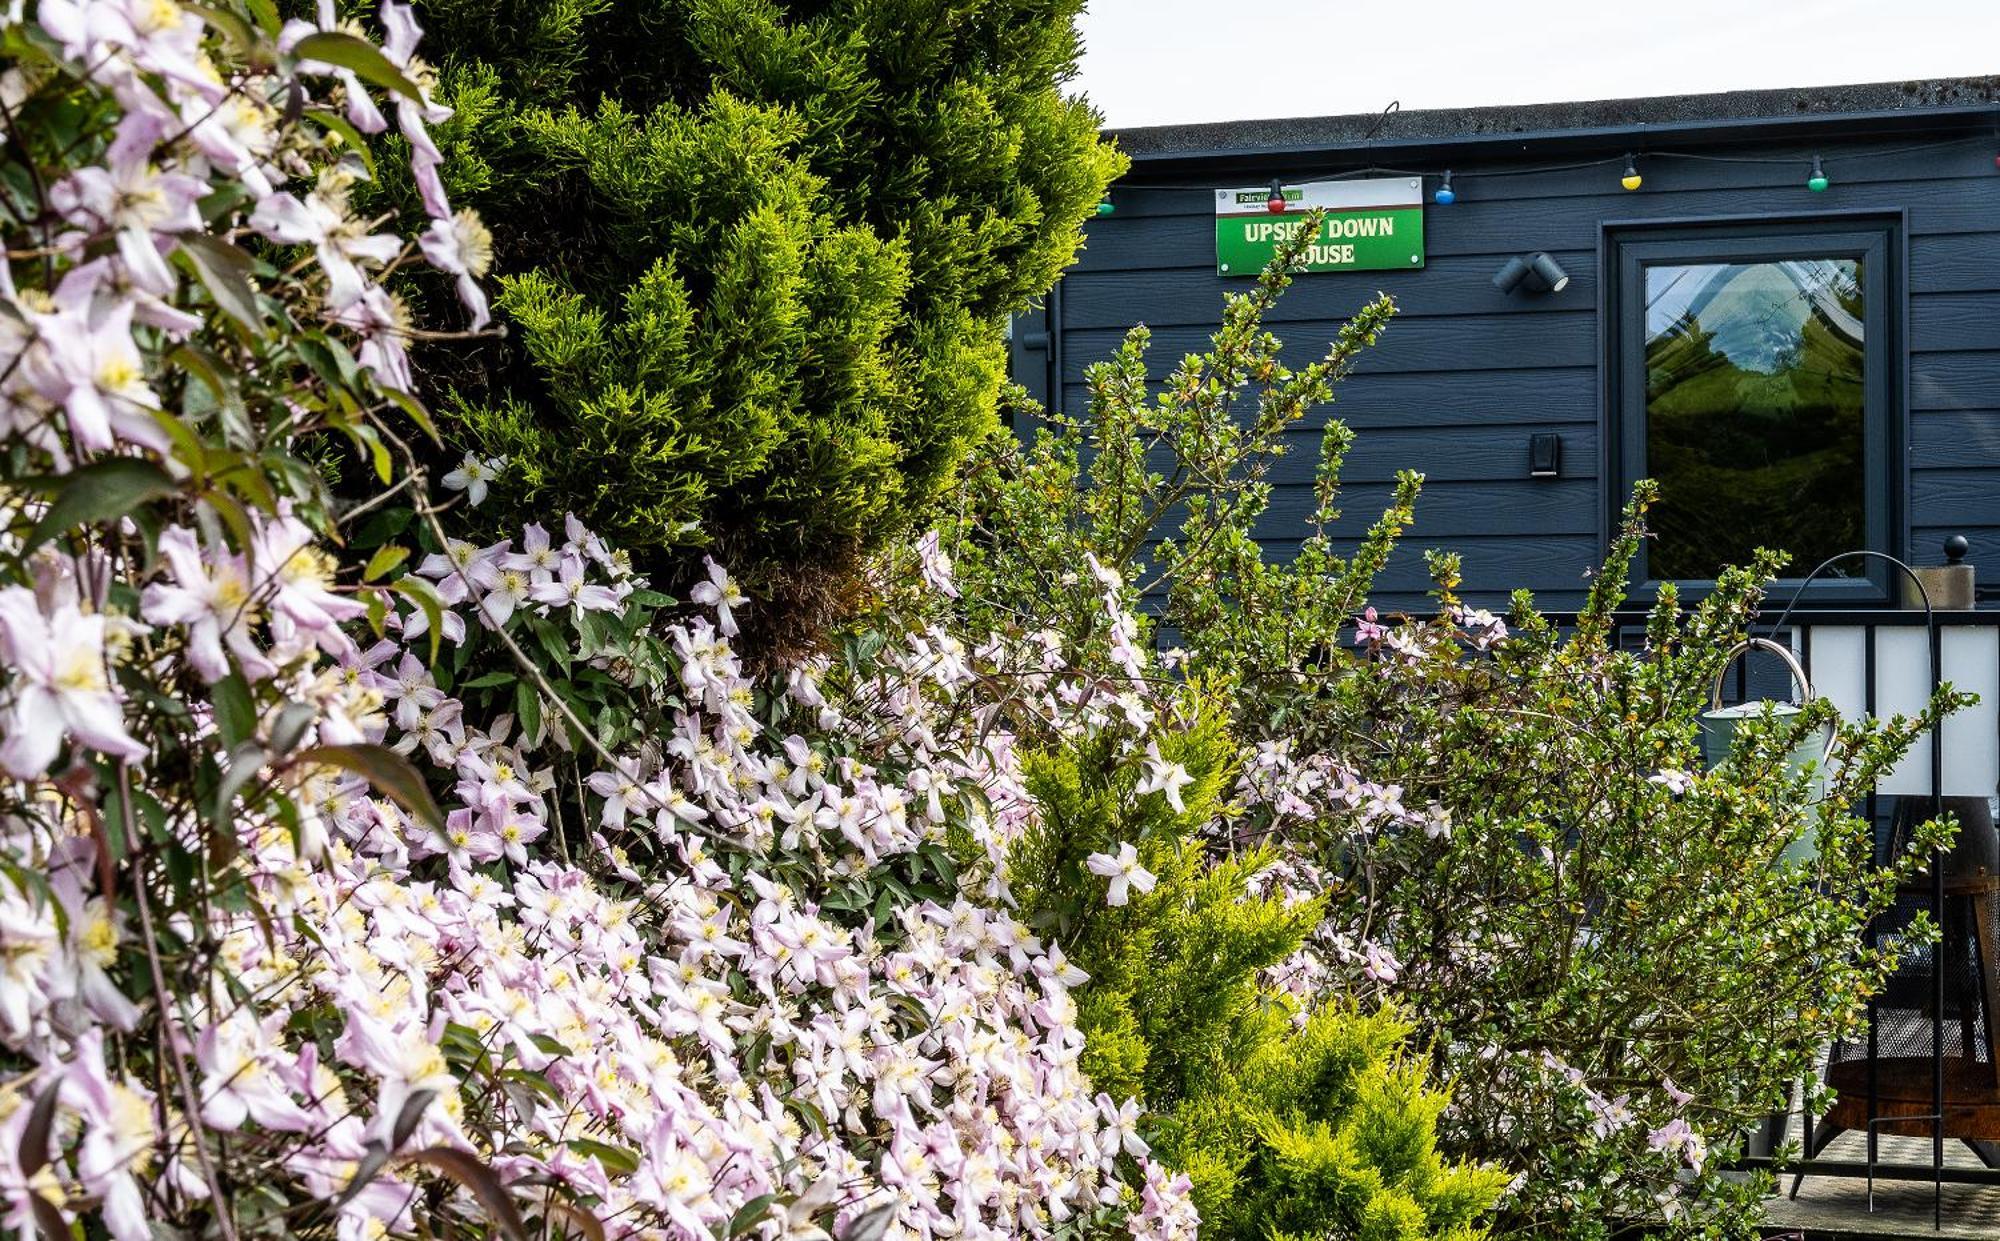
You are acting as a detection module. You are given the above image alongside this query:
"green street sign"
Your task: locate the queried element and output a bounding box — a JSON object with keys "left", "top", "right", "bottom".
{"left": 1216, "top": 178, "right": 1424, "bottom": 276}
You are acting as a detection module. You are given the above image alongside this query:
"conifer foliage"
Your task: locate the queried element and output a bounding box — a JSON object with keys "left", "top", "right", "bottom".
{"left": 1006, "top": 706, "right": 1509, "bottom": 1241}
{"left": 408, "top": 0, "right": 1124, "bottom": 637}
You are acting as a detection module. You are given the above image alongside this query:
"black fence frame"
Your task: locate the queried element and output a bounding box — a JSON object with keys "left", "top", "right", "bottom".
{"left": 1553, "top": 607, "right": 2000, "bottom": 1226}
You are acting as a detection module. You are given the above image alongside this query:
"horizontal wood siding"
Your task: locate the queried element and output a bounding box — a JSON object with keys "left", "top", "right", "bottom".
{"left": 1024, "top": 131, "right": 2000, "bottom": 612}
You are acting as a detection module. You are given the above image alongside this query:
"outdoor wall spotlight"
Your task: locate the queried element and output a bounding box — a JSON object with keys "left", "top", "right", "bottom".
{"left": 1526, "top": 251, "right": 1569, "bottom": 292}
{"left": 1491, "top": 255, "right": 1530, "bottom": 293}
{"left": 1492, "top": 252, "right": 1570, "bottom": 295}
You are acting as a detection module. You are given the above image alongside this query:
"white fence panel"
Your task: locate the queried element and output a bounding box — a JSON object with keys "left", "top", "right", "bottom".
{"left": 1801, "top": 624, "right": 1999, "bottom": 798}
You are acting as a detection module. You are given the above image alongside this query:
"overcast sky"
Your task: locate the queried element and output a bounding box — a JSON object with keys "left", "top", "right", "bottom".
{"left": 1075, "top": 0, "right": 2000, "bottom": 129}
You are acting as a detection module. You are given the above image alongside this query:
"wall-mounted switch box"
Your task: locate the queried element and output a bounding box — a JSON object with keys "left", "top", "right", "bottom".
{"left": 1529, "top": 433, "right": 1561, "bottom": 478}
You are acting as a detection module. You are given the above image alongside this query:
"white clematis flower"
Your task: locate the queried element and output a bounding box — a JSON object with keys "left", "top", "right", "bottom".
{"left": 441, "top": 453, "right": 502, "bottom": 507}
{"left": 1085, "top": 842, "right": 1157, "bottom": 907}
{"left": 0, "top": 587, "right": 146, "bottom": 777}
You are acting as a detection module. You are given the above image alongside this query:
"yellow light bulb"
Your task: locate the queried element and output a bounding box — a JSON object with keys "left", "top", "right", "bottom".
{"left": 1621, "top": 171, "right": 1642, "bottom": 191}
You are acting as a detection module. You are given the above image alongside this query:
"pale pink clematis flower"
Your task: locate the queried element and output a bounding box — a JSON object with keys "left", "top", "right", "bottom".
{"left": 61, "top": 1030, "right": 155, "bottom": 1241}
{"left": 1134, "top": 742, "right": 1194, "bottom": 814}
{"left": 330, "top": 285, "right": 417, "bottom": 392}
{"left": 50, "top": 111, "right": 205, "bottom": 295}
{"left": 691, "top": 558, "right": 746, "bottom": 637}
{"left": 141, "top": 525, "right": 276, "bottom": 682}
{"left": 63, "top": 895, "right": 141, "bottom": 1031}
{"left": 1457, "top": 605, "right": 1510, "bottom": 650}
{"left": 530, "top": 557, "right": 620, "bottom": 614}
{"left": 177, "top": 90, "right": 282, "bottom": 199}
{"left": 378, "top": 1, "right": 456, "bottom": 219}
{"left": 1362, "top": 941, "right": 1401, "bottom": 984}
{"left": 441, "top": 452, "right": 502, "bottom": 507}
{"left": 416, "top": 537, "right": 504, "bottom": 597}
{"left": 501, "top": 522, "right": 561, "bottom": 581}
{"left": 914, "top": 530, "right": 958, "bottom": 599}
{"left": 17, "top": 294, "right": 165, "bottom": 455}
{"left": 418, "top": 210, "right": 493, "bottom": 330}
{"left": 1096, "top": 1092, "right": 1149, "bottom": 1159}
{"left": 1084, "top": 551, "right": 1123, "bottom": 592}
{"left": 1040, "top": 943, "right": 1089, "bottom": 988}
{"left": 249, "top": 186, "right": 402, "bottom": 311}
{"left": 1647, "top": 768, "right": 1697, "bottom": 796}
{"left": 478, "top": 565, "right": 535, "bottom": 627}
{"left": 563, "top": 512, "right": 613, "bottom": 569}
{"left": 586, "top": 767, "right": 644, "bottom": 829}
{"left": 196, "top": 1016, "right": 316, "bottom": 1132}
{"left": 1354, "top": 605, "right": 1385, "bottom": 645}
{"left": 398, "top": 596, "right": 465, "bottom": 647}
{"left": 0, "top": 882, "right": 58, "bottom": 1045}
{"left": 335, "top": 1012, "right": 458, "bottom": 1144}
{"left": 0, "top": 586, "right": 146, "bottom": 777}
{"left": 38, "top": 0, "right": 210, "bottom": 96}
{"left": 279, "top": 2, "right": 389, "bottom": 135}
{"left": 1647, "top": 1116, "right": 1708, "bottom": 1171}
{"left": 1085, "top": 842, "right": 1157, "bottom": 907}
{"left": 250, "top": 508, "right": 368, "bottom": 643}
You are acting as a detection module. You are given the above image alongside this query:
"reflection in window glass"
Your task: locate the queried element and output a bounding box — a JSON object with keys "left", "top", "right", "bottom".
{"left": 1643, "top": 258, "right": 1865, "bottom": 580}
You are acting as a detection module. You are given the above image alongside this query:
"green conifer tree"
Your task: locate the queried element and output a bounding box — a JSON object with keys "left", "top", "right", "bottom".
{"left": 398, "top": 0, "right": 1122, "bottom": 649}
{"left": 1008, "top": 702, "right": 1508, "bottom": 1240}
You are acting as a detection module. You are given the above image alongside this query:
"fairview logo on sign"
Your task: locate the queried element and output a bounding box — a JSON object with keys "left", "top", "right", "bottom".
{"left": 1216, "top": 178, "right": 1425, "bottom": 275}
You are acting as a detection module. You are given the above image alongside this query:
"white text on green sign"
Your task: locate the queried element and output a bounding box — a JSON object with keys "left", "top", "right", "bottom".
{"left": 1214, "top": 178, "right": 1424, "bottom": 276}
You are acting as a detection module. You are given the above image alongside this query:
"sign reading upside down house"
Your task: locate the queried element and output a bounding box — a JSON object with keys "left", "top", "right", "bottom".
{"left": 1215, "top": 178, "right": 1425, "bottom": 275}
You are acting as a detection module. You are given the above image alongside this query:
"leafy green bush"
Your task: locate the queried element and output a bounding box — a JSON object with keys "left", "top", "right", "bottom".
{"left": 394, "top": 0, "right": 1124, "bottom": 648}
{"left": 1005, "top": 699, "right": 1507, "bottom": 1240}
{"left": 949, "top": 216, "right": 1961, "bottom": 1237}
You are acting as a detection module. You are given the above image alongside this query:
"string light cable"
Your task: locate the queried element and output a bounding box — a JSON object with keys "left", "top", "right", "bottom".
{"left": 1094, "top": 132, "right": 1994, "bottom": 204}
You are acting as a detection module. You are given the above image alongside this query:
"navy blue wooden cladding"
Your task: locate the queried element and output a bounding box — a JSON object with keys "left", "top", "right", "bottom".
{"left": 1017, "top": 114, "right": 2000, "bottom": 615}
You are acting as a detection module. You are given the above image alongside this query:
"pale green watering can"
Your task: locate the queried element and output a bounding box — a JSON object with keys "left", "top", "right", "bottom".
{"left": 1697, "top": 638, "right": 1835, "bottom": 863}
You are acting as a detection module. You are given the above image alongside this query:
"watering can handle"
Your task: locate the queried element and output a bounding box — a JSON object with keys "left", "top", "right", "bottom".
{"left": 1710, "top": 637, "right": 1815, "bottom": 712}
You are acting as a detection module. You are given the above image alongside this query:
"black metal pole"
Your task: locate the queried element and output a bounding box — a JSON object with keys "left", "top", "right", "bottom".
{"left": 1929, "top": 613, "right": 1944, "bottom": 1231}
{"left": 1766, "top": 552, "right": 1942, "bottom": 1221}
{"left": 1867, "top": 630, "right": 1882, "bottom": 1198}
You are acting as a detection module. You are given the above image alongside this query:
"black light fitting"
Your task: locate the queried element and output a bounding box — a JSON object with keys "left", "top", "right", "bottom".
{"left": 1492, "top": 251, "right": 1570, "bottom": 295}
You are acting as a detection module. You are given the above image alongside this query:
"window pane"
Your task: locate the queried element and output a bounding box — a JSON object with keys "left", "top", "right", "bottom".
{"left": 1642, "top": 257, "right": 1866, "bottom": 580}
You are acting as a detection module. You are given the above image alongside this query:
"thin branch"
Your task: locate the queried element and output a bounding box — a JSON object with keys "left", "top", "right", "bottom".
{"left": 114, "top": 762, "right": 241, "bottom": 1241}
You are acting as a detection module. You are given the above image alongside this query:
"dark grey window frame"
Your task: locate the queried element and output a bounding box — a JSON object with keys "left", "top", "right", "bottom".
{"left": 1601, "top": 213, "right": 1904, "bottom": 606}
